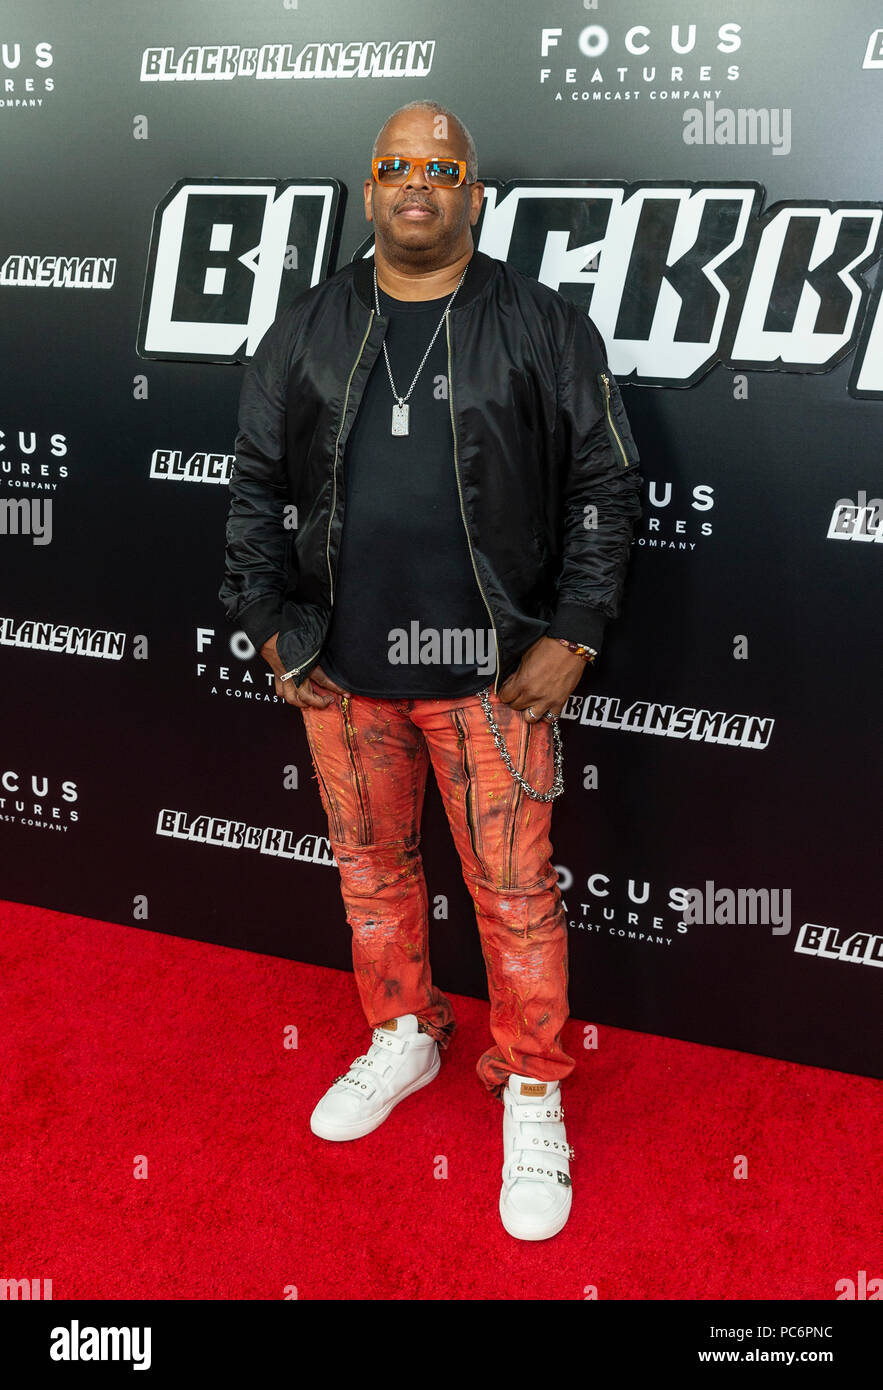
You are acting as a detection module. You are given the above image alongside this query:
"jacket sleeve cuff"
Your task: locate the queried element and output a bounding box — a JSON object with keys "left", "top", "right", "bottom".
{"left": 235, "top": 595, "right": 285, "bottom": 654}
{"left": 547, "top": 602, "right": 607, "bottom": 655}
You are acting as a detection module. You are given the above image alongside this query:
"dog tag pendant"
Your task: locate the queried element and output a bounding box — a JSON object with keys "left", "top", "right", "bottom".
{"left": 391, "top": 402, "right": 409, "bottom": 436}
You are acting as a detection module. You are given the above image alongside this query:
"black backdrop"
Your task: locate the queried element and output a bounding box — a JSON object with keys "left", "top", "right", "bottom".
{"left": 2, "top": 0, "right": 881, "bottom": 1077}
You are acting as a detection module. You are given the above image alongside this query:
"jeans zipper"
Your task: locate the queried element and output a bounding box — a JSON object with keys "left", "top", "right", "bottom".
{"left": 446, "top": 312, "right": 502, "bottom": 696}
{"left": 286, "top": 311, "right": 376, "bottom": 682}
{"left": 339, "top": 692, "right": 371, "bottom": 843}
{"left": 599, "top": 372, "right": 630, "bottom": 469}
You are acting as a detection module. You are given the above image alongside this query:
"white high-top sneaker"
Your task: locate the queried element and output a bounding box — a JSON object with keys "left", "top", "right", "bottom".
{"left": 499, "top": 1073, "right": 574, "bottom": 1240}
{"left": 309, "top": 1014, "right": 440, "bottom": 1141}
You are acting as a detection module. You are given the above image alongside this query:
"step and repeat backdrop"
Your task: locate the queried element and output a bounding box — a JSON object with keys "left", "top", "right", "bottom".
{"left": 2, "top": 1, "right": 881, "bottom": 1077}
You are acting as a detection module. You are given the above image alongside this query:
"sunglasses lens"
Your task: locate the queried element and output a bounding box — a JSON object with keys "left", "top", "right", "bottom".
{"left": 376, "top": 158, "right": 461, "bottom": 185}
{"left": 376, "top": 157, "right": 408, "bottom": 183}
{"left": 429, "top": 161, "right": 462, "bottom": 186}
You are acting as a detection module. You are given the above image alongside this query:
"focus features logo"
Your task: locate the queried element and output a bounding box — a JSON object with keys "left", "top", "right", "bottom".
{"left": 0, "top": 770, "right": 79, "bottom": 832}
{"left": 0, "top": 41, "right": 54, "bottom": 112}
{"left": 0, "top": 428, "right": 69, "bottom": 491}
{"left": 561, "top": 872, "right": 685, "bottom": 946}
{"left": 560, "top": 873, "right": 790, "bottom": 943}
{"left": 195, "top": 627, "right": 282, "bottom": 703}
{"left": 636, "top": 480, "right": 714, "bottom": 550}
{"left": 538, "top": 22, "right": 742, "bottom": 101}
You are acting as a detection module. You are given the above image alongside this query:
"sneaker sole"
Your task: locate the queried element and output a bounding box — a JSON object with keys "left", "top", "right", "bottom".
{"left": 309, "top": 1045, "right": 441, "bottom": 1141}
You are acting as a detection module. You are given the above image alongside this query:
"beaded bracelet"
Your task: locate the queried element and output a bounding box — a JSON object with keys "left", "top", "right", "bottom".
{"left": 557, "top": 638, "right": 597, "bottom": 663}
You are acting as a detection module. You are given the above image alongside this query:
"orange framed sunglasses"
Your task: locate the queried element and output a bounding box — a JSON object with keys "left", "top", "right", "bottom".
{"left": 371, "top": 154, "right": 468, "bottom": 188}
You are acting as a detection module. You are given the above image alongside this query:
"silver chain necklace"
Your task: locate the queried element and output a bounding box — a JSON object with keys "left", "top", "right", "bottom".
{"left": 373, "top": 258, "right": 564, "bottom": 801}
{"left": 373, "top": 260, "right": 468, "bottom": 436}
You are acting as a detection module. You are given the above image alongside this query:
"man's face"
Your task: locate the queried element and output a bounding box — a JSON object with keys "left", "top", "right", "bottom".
{"left": 363, "top": 110, "right": 483, "bottom": 260}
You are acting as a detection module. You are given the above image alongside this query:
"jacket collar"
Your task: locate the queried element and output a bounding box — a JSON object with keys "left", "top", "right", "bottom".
{"left": 351, "top": 245, "right": 496, "bottom": 312}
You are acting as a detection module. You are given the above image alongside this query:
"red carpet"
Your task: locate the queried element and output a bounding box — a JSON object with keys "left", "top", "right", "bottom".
{"left": 1, "top": 897, "right": 879, "bottom": 1300}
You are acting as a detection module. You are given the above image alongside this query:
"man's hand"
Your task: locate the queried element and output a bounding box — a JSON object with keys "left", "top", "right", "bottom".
{"left": 260, "top": 632, "right": 351, "bottom": 709}
{"left": 497, "top": 636, "right": 589, "bottom": 721}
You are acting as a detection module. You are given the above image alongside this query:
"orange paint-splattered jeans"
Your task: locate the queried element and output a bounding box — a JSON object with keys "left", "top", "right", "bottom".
{"left": 300, "top": 686, "right": 575, "bottom": 1098}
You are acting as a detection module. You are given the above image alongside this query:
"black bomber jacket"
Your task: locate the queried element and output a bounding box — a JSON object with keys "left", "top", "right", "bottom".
{"left": 219, "top": 246, "right": 644, "bottom": 694}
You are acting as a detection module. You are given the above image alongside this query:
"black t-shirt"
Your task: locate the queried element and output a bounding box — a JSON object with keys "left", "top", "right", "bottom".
{"left": 319, "top": 282, "right": 496, "bottom": 698}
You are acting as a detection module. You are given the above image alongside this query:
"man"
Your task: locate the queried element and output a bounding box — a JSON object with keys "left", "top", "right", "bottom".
{"left": 220, "top": 100, "right": 643, "bottom": 1241}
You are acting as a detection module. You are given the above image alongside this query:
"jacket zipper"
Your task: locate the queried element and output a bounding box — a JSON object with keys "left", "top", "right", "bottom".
{"left": 286, "top": 311, "right": 375, "bottom": 681}
{"left": 599, "top": 372, "right": 630, "bottom": 469}
{"left": 446, "top": 313, "right": 502, "bottom": 696}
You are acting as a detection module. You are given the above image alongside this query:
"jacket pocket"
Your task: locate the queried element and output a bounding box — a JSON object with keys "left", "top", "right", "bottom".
{"left": 597, "top": 370, "right": 640, "bottom": 470}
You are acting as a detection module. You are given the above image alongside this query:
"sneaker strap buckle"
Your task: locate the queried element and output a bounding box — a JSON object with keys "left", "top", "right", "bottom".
{"left": 504, "top": 1157, "right": 572, "bottom": 1187}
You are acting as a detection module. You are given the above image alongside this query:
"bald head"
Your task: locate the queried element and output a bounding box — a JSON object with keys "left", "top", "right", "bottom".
{"left": 372, "top": 100, "right": 478, "bottom": 184}
{"left": 363, "top": 100, "right": 484, "bottom": 290}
